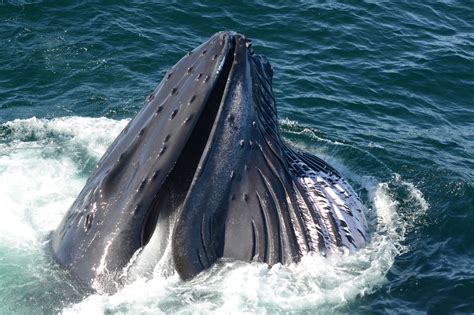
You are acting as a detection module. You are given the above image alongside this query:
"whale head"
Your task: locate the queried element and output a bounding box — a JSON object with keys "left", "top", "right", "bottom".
{"left": 51, "top": 31, "right": 368, "bottom": 292}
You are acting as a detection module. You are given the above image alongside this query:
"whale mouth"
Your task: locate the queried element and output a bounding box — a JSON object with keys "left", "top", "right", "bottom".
{"left": 140, "top": 35, "right": 238, "bottom": 246}
{"left": 51, "top": 31, "right": 368, "bottom": 291}
{"left": 50, "top": 31, "right": 252, "bottom": 288}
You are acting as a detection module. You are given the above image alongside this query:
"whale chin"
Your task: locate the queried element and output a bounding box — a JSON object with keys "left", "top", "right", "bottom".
{"left": 50, "top": 31, "right": 368, "bottom": 292}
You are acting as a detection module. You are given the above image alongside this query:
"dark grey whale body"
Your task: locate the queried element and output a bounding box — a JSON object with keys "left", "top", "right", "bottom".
{"left": 51, "top": 31, "right": 368, "bottom": 292}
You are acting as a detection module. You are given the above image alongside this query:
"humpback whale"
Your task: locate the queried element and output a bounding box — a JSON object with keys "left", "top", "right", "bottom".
{"left": 51, "top": 31, "right": 368, "bottom": 292}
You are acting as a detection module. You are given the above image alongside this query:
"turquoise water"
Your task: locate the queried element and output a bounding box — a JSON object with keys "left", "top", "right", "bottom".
{"left": 0, "top": 1, "right": 473, "bottom": 314}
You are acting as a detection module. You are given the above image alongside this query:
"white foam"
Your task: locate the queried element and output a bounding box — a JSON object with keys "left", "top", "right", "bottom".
{"left": 0, "top": 116, "right": 429, "bottom": 314}
{"left": 4, "top": 116, "right": 128, "bottom": 159}
{"left": 393, "top": 173, "right": 429, "bottom": 213}
{"left": 0, "top": 117, "right": 128, "bottom": 246}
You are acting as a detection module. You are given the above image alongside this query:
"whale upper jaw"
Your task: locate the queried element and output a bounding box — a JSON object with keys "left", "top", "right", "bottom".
{"left": 50, "top": 31, "right": 368, "bottom": 292}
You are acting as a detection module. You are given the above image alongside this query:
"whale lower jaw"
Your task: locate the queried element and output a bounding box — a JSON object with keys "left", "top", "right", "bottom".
{"left": 50, "top": 31, "right": 368, "bottom": 292}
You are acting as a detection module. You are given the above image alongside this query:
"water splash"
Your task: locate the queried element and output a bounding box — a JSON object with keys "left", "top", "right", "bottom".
{"left": 0, "top": 117, "right": 429, "bottom": 314}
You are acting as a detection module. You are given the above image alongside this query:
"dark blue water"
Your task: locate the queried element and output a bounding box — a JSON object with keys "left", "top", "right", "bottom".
{"left": 0, "top": 1, "right": 473, "bottom": 314}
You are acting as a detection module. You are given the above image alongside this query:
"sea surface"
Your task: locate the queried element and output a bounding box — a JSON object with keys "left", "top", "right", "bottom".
{"left": 0, "top": 1, "right": 473, "bottom": 314}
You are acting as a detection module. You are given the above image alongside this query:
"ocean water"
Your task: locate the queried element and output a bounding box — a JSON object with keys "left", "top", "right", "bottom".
{"left": 0, "top": 1, "right": 472, "bottom": 314}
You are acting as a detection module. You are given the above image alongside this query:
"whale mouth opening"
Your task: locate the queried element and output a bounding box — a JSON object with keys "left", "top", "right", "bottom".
{"left": 140, "top": 36, "right": 237, "bottom": 246}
